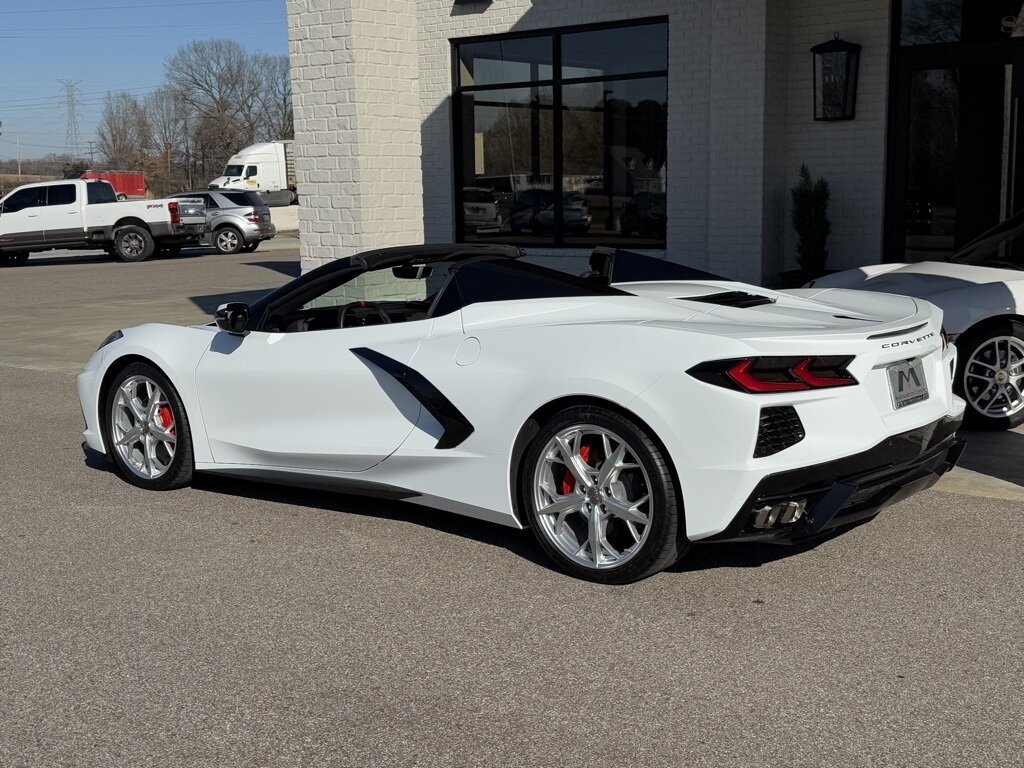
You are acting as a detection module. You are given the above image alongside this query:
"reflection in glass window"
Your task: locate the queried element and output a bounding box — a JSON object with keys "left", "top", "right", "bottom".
{"left": 901, "top": 1, "right": 1024, "bottom": 46}
{"left": 453, "top": 20, "right": 668, "bottom": 247}
{"left": 561, "top": 23, "right": 667, "bottom": 80}
{"left": 457, "top": 36, "right": 553, "bottom": 87}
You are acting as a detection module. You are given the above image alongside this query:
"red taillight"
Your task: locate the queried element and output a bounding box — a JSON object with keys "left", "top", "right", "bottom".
{"left": 168, "top": 201, "right": 180, "bottom": 224}
{"left": 246, "top": 212, "right": 261, "bottom": 223}
{"left": 690, "top": 356, "right": 858, "bottom": 393}
{"left": 727, "top": 358, "right": 808, "bottom": 392}
{"left": 940, "top": 327, "right": 950, "bottom": 350}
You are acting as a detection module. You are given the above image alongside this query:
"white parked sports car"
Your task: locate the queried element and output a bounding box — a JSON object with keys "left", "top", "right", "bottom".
{"left": 809, "top": 212, "right": 1024, "bottom": 429}
{"left": 77, "top": 246, "right": 965, "bottom": 583}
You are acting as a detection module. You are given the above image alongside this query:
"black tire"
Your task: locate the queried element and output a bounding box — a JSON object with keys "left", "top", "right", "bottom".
{"left": 241, "top": 241, "right": 260, "bottom": 253}
{"left": 955, "top": 319, "right": 1024, "bottom": 430}
{"left": 113, "top": 225, "right": 155, "bottom": 262}
{"left": 103, "top": 361, "right": 194, "bottom": 490}
{"left": 520, "top": 405, "right": 689, "bottom": 584}
{"left": 213, "top": 227, "right": 243, "bottom": 254}
{"left": 2, "top": 251, "right": 29, "bottom": 267}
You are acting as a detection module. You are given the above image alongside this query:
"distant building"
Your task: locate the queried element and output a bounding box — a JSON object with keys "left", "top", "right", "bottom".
{"left": 286, "top": 0, "right": 1024, "bottom": 283}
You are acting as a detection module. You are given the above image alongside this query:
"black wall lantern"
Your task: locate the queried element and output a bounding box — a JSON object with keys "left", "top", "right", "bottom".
{"left": 811, "top": 32, "right": 861, "bottom": 121}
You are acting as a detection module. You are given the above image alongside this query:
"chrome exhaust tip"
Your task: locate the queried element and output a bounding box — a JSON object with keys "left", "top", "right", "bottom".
{"left": 751, "top": 499, "right": 806, "bottom": 529}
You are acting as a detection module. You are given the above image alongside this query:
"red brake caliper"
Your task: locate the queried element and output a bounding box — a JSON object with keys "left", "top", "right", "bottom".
{"left": 157, "top": 405, "right": 175, "bottom": 435}
{"left": 561, "top": 442, "right": 599, "bottom": 495}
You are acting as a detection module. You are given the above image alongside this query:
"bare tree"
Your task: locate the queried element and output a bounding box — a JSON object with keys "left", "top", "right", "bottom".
{"left": 253, "top": 54, "right": 295, "bottom": 140}
{"left": 96, "top": 92, "right": 150, "bottom": 169}
{"left": 165, "top": 40, "right": 263, "bottom": 171}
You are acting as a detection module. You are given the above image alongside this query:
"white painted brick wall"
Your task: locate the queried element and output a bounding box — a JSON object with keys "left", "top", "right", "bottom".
{"left": 777, "top": 0, "right": 890, "bottom": 273}
{"left": 287, "top": 0, "right": 424, "bottom": 273}
{"left": 287, "top": 0, "right": 891, "bottom": 283}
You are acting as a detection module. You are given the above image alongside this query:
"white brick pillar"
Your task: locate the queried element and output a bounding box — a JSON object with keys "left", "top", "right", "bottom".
{"left": 287, "top": 0, "right": 424, "bottom": 273}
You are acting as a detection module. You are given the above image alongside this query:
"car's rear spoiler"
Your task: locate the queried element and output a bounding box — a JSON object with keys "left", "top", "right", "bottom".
{"left": 586, "top": 247, "right": 728, "bottom": 285}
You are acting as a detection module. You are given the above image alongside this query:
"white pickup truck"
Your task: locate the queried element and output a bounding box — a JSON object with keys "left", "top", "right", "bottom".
{"left": 0, "top": 179, "right": 207, "bottom": 266}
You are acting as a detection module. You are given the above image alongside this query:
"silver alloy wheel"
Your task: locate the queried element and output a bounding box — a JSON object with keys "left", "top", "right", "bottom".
{"left": 110, "top": 375, "right": 177, "bottom": 480}
{"left": 964, "top": 335, "right": 1024, "bottom": 418}
{"left": 216, "top": 230, "right": 239, "bottom": 252}
{"left": 120, "top": 232, "right": 146, "bottom": 259}
{"left": 532, "top": 424, "right": 653, "bottom": 570}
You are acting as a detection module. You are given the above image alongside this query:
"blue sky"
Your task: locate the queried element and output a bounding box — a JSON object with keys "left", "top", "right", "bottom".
{"left": 0, "top": 0, "right": 289, "bottom": 160}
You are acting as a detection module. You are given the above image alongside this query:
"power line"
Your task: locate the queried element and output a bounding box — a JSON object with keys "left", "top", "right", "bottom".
{"left": 60, "top": 79, "right": 82, "bottom": 158}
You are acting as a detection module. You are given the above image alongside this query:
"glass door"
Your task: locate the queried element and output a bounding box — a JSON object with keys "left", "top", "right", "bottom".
{"left": 886, "top": 2, "right": 1024, "bottom": 261}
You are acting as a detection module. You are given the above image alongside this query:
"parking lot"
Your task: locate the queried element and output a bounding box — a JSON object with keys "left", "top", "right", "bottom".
{"left": 2, "top": 246, "right": 1023, "bottom": 767}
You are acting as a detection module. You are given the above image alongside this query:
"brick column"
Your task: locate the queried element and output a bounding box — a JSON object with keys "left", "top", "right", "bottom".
{"left": 287, "top": 0, "right": 424, "bottom": 273}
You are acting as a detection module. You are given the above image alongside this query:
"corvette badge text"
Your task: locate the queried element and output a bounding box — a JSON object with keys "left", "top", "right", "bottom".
{"left": 882, "top": 331, "right": 935, "bottom": 349}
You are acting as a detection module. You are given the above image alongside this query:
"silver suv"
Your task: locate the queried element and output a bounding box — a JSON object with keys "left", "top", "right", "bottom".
{"left": 169, "top": 189, "right": 276, "bottom": 254}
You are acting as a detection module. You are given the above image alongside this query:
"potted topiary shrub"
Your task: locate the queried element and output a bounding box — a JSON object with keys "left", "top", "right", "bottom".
{"left": 780, "top": 164, "right": 831, "bottom": 288}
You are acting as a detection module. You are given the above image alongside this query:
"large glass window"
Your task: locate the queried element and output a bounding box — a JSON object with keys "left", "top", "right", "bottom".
{"left": 453, "top": 19, "right": 668, "bottom": 247}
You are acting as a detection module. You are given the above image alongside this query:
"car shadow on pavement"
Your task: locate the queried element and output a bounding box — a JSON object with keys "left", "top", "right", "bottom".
{"left": 245, "top": 260, "right": 301, "bottom": 278}
{"left": 956, "top": 428, "right": 1024, "bottom": 487}
{"left": 81, "top": 442, "right": 843, "bottom": 576}
{"left": 191, "top": 473, "right": 553, "bottom": 568}
{"left": 673, "top": 524, "right": 864, "bottom": 572}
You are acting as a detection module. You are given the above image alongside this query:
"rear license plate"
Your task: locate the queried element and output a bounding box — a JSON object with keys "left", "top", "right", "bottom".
{"left": 888, "top": 358, "right": 929, "bottom": 409}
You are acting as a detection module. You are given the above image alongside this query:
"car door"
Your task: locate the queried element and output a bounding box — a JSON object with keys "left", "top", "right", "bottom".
{"left": 0, "top": 186, "right": 47, "bottom": 248}
{"left": 38, "top": 183, "right": 85, "bottom": 245}
{"left": 194, "top": 264, "right": 442, "bottom": 472}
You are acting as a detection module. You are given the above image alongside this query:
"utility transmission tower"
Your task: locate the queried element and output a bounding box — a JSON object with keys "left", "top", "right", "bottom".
{"left": 60, "top": 79, "right": 82, "bottom": 158}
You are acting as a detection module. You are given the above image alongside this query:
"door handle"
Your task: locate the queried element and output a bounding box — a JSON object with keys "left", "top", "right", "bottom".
{"left": 27, "top": 213, "right": 38, "bottom": 218}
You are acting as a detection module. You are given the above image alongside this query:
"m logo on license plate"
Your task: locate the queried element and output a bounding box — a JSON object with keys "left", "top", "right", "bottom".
{"left": 888, "top": 358, "right": 929, "bottom": 409}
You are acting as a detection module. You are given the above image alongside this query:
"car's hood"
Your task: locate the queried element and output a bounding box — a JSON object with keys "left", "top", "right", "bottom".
{"left": 807, "top": 260, "right": 1024, "bottom": 298}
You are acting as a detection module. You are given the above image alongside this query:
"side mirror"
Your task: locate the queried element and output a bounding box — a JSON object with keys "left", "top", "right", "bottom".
{"left": 215, "top": 302, "right": 250, "bottom": 335}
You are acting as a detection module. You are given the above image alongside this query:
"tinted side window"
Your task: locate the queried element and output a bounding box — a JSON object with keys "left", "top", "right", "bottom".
{"left": 244, "top": 166, "right": 257, "bottom": 179}
{"left": 47, "top": 184, "right": 77, "bottom": 206}
{"left": 2, "top": 187, "right": 46, "bottom": 213}
{"left": 223, "top": 191, "right": 264, "bottom": 207}
{"left": 452, "top": 259, "right": 623, "bottom": 308}
{"left": 202, "top": 194, "right": 220, "bottom": 209}
{"left": 86, "top": 182, "right": 117, "bottom": 204}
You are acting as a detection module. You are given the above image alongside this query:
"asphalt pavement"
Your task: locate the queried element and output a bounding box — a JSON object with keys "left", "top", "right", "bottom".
{"left": 1, "top": 245, "right": 1023, "bottom": 766}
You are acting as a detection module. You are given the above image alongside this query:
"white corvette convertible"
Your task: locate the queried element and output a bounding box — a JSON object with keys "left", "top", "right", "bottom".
{"left": 77, "top": 245, "right": 965, "bottom": 582}
{"left": 810, "top": 212, "right": 1024, "bottom": 429}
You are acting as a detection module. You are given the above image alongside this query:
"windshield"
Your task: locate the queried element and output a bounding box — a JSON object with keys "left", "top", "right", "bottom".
{"left": 223, "top": 164, "right": 244, "bottom": 177}
{"left": 948, "top": 209, "right": 1024, "bottom": 270}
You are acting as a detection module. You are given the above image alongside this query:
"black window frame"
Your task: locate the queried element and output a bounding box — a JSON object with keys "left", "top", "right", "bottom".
{"left": 1, "top": 186, "right": 47, "bottom": 213}
{"left": 451, "top": 17, "right": 669, "bottom": 248}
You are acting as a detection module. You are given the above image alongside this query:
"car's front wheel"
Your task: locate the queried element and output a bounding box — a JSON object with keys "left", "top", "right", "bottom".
{"left": 957, "top": 320, "right": 1024, "bottom": 429}
{"left": 104, "top": 362, "right": 194, "bottom": 490}
{"left": 521, "top": 405, "right": 689, "bottom": 583}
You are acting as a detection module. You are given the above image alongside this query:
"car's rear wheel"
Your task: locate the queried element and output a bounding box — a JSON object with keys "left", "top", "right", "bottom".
{"left": 956, "top": 320, "right": 1024, "bottom": 429}
{"left": 113, "top": 226, "right": 155, "bottom": 262}
{"left": 214, "top": 227, "right": 243, "bottom": 254}
{"left": 2, "top": 251, "right": 29, "bottom": 266}
{"left": 104, "top": 362, "right": 193, "bottom": 490}
{"left": 242, "top": 241, "right": 260, "bottom": 253}
{"left": 521, "top": 405, "right": 688, "bottom": 583}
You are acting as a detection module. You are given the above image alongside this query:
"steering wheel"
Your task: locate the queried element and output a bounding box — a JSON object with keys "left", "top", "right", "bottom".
{"left": 338, "top": 300, "right": 391, "bottom": 328}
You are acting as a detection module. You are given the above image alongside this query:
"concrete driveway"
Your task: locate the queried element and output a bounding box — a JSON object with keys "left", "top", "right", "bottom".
{"left": 1, "top": 247, "right": 1022, "bottom": 766}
